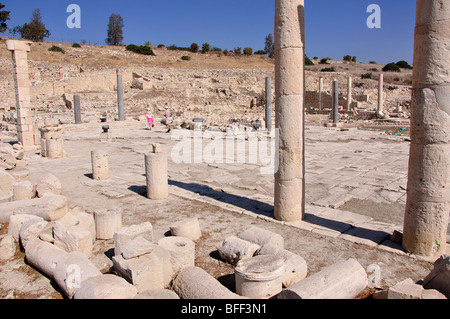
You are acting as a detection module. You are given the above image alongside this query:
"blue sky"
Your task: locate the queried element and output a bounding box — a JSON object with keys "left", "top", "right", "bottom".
{"left": 1, "top": 0, "right": 416, "bottom": 64}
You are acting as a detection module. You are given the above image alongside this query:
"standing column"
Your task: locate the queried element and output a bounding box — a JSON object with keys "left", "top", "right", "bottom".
{"left": 145, "top": 143, "right": 168, "bottom": 200}
{"left": 332, "top": 80, "right": 339, "bottom": 124}
{"left": 377, "top": 74, "right": 384, "bottom": 117}
{"left": 403, "top": 0, "right": 450, "bottom": 258}
{"left": 319, "top": 77, "right": 324, "bottom": 111}
{"left": 117, "top": 71, "right": 125, "bottom": 121}
{"left": 6, "top": 40, "right": 35, "bottom": 151}
{"left": 274, "top": 0, "right": 305, "bottom": 222}
{"left": 347, "top": 76, "right": 352, "bottom": 111}
{"left": 91, "top": 150, "right": 109, "bottom": 180}
{"left": 265, "top": 77, "right": 272, "bottom": 131}
{"left": 74, "top": 95, "right": 81, "bottom": 124}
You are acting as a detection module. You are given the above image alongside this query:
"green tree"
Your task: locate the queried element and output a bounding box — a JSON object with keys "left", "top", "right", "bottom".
{"left": 190, "top": 43, "right": 199, "bottom": 53}
{"left": 201, "top": 42, "right": 210, "bottom": 53}
{"left": 106, "top": 14, "right": 124, "bottom": 46}
{"left": 343, "top": 55, "right": 352, "bottom": 61}
{"left": 11, "top": 8, "right": 50, "bottom": 42}
{"left": 243, "top": 47, "right": 253, "bottom": 55}
{"left": 264, "top": 33, "right": 274, "bottom": 58}
{"left": 0, "top": 3, "right": 11, "bottom": 33}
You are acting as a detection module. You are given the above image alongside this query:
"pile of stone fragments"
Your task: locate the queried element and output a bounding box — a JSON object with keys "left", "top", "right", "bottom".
{"left": 0, "top": 141, "right": 448, "bottom": 299}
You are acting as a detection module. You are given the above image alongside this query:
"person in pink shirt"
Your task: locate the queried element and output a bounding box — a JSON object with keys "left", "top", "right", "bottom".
{"left": 146, "top": 109, "right": 154, "bottom": 130}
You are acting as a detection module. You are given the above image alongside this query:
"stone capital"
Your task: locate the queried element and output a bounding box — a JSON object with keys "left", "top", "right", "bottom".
{"left": 6, "top": 40, "right": 32, "bottom": 52}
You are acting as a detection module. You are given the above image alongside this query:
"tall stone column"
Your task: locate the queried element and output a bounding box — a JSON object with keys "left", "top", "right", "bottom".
{"left": 6, "top": 40, "right": 35, "bottom": 151}
{"left": 347, "top": 76, "right": 352, "bottom": 111}
{"left": 332, "top": 80, "right": 339, "bottom": 124}
{"left": 117, "top": 71, "right": 125, "bottom": 121}
{"left": 265, "top": 77, "right": 272, "bottom": 131}
{"left": 274, "top": 0, "right": 305, "bottom": 222}
{"left": 74, "top": 95, "right": 82, "bottom": 124}
{"left": 403, "top": 0, "right": 450, "bottom": 258}
{"left": 319, "top": 77, "right": 324, "bottom": 111}
{"left": 377, "top": 74, "right": 384, "bottom": 117}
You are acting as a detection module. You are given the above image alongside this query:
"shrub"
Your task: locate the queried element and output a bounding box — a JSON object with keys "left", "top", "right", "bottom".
{"left": 382, "top": 63, "right": 401, "bottom": 72}
{"left": 254, "top": 50, "right": 265, "bottom": 55}
{"left": 48, "top": 45, "right": 65, "bottom": 54}
{"left": 320, "top": 67, "right": 335, "bottom": 72}
{"left": 368, "top": 68, "right": 379, "bottom": 72}
{"left": 201, "top": 43, "right": 210, "bottom": 53}
{"left": 319, "top": 58, "right": 329, "bottom": 64}
{"left": 243, "top": 47, "right": 253, "bottom": 55}
{"left": 352, "top": 56, "right": 357, "bottom": 62}
{"left": 157, "top": 44, "right": 165, "bottom": 48}
{"left": 72, "top": 43, "right": 81, "bottom": 48}
{"left": 369, "top": 61, "right": 377, "bottom": 64}
{"left": 361, "top": 73, "right": 372, "bottom": 79}
{"left": 396, "top": 60, "right": 413, "bottom": 69}
{"left": 181, "top": 56, "right": 191, "bottom": 61}
{"left": 305, "top": 56, "right": 314, "bottom": 66}
{"left": 126, "top": 44, "right": 155, "bottom": 56}
{"left": 190, "top": 43, "right": 199, "bottom": 53}
{"left": 343, "top": 55, "right": 352, "bottom": 61}
{"left": 234, "top": 47, "right": 242, "bottom": 55}
{"left": 223, "top": 49, "right": 229, "bottom": 56}
{"left": 394, "top": 77, "right": 400, "bottom": 82}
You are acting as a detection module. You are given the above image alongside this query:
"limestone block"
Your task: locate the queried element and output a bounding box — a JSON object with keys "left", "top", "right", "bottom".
{"left": 421, "top": 289, "right": 447, "bottom": 299}
{"left": 73, "top": 274, "right": 138, "bottom": 299}
{"left": 91, "top": 150, "right": 109, "bottom": 180}
{"left": 235, "top": 255, "right": 285, "bottom": 299}
{"left": 70, "top": 210, "right": 96, "bottom": 242}
{"left": 8, "top": 168, "right": 29, "bottom": 181}
{"left": 0, "top": 235, "right": 16, "bottom": 261}
{"left": 94, "top": 208, "right": 122, "bottom": 240}
{"left": 53, "top": 221, "right": 93, "bottom": 258}
{"left": 12, "top": 181, "right": 35, "bottom": 201}
{"left": 44, "top": 138, "right": 65, "bottom": 159}
{"left": 172, "top": 266, "right": 245, "bottom": 299}
{"left": 8, "top": 214, "right": 43, "bottom": 242}
{"left": 158, "top": 236, "right": 195, "bottom": 275}
{"left": 0, "top": 171, "right": 15, "bottom": 192}
{"left": 278, "top": 259, "right": 368, "bottom": 299}
{"left": 170, "top": 218, "right": 202, "bottom": 241}
{"left": 133, "top": 289, "right": 180, "bottom": 299}
{"left": 218, "top": 236, "right": 260, "bottom": 266}
{"left": 238, "top": 225, "right": 284, "bottom": 248}
{"left": 25, "top": 238, "right": 67, "bottom": 278}
{"left": 121, "top": 236, "right": 154, "bottom": 260}
{"left": 422, "top": 254, "right": 450, "bottom": 298}
{"left": 0, "top": 190, "right": 12, "bottom": 203}
{"left": 36, "top": 173, "right": 62, "bottom": 197}
{"left": 19, "top": 218, "right": 48, "bottom": 250}
{"left": 145, "top": 151, "right": 169, "bottom": 200}
{"left": 0, "top": 152, "right": 17, "bottom": 170}
{"left": 255, "top": 243, "right": 307, "bottom": 287}
{"left": 113, "top": 222, "right": 153, "bottom": 256}
{"left": 113, "top": 246, "right": 172, "bottom": 292}
{"left": 0, "top": 194, "right": 68, "bottom": 223}
{"left": 6, "top": 39, "right": 32, "bottom": 52}
{"left": 387, "top": 278, "right": 424, "bottom": 299}
{"left": 53, "top": 251, "right": 102, "bottom": 299}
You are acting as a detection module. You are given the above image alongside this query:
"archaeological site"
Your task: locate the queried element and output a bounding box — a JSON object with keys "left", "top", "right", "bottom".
{"left": 0, "top": 0, "right": 448, "bottom": 301}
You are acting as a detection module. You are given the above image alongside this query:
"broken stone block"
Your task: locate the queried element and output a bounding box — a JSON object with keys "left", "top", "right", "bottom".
{"left": 12, "top": 181, "right": 35, "bottom": 201}
{"left": 35, "top": 173, "right": 62, "bottom": 198}
{"left": 255, "top": 243, "right": 308, "bottom": 287}
{"left": 238, "top": 225, "right": 284, "bottom": 248}
{"left": 8, "top": 168, "right": 29, "bottom": 182}
{"left": 218, "top": 236, "right": 260, "bottom": 266}
{"left": 53, "top": 251, "right": 102, "bottom": 299}
{"left": 172, "top": 266, "right": 245, "bottom": 299}
{"left": 53, "top": 221, "right": 93, "bottom": 258}
{"left": 422, "top": 254, "right": 450, "bottom": 298}
{"left": 94, "top": 208, "right": 122, "bottom": 240}
{"left": 158, "top": 236, "right": 195, "bottom": 275}
{"left": 25, "top": 238, "right": 67, "bottom": 278}
{"left": 112, "top": 246, "right": 172, "bottom": 293}
{"left": 170, "top": 218, "right": 202, "bottom": 241}
{"left": 0, "top": 194, "right": 68, "bottom": 223}
{"left": 19, "top": 218, "right": 49, "bottom": 250}
{"left": 113, "top": 222, "right": 153, "bottom": 256}
{"left": 73, "top": 274, "right": 138, "bottom": 299}
{"left": 0, "top": 152, "right": 17, "bottom": 170}
{"left": 0, "top": 190, "right": 12, "bottom": 203}
{"left": 278, "top": 259, "right": 368, "bottom": 299}
{"left": 121, "top": 236, "right": 154, "bottom": 260}
{"left": 133, "top": 289, "right": 180, "bottom": 299}
{"left": 421, "top": 289, "right": 447, "bottom": 299}
{"left": 387, "top": 278, "right": 423, "bottom": 299}
{"left": 235, "top": 255, "right": 285, "bottom": 299}
{"left": 0, "top": 171, "right": 15, "bottom": 192}
{"left": 70, "top": 210, "right": 96, "bottom": 242}
{"left": 0, "top": 235, "right": 16, "bottom": 261}
{"left": 8, "top": 214, "right": 43, "bottom": 242}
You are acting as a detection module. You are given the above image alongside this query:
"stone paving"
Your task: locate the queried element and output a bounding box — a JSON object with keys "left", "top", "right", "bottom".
{"left": 27, "top": 120, "right": 429, "bottom": 259}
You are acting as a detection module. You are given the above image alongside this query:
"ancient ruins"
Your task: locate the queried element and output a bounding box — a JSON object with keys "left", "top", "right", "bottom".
{"left": 0, "top": 0, "right": 448, "bottom": 300}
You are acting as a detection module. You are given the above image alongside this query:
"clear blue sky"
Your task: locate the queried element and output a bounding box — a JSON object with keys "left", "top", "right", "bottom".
{"left": 1, "top": 0, "right": 416, "bottom": 64}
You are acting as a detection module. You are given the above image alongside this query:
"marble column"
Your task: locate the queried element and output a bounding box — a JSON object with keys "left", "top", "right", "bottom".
{"left": 274, "top": 0, "right": 305, "bottom": 222}
{"left": 347, "top": 76, "right": 352, "bottom": 111}
{"left": 377, "top": 74, "right": 384, "bottom": 117}
{"left": 403, "top": 0, "right": 450, "bottom": 258}
{"left": 265, "top": 77, "right": 272, "bottom": 131}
